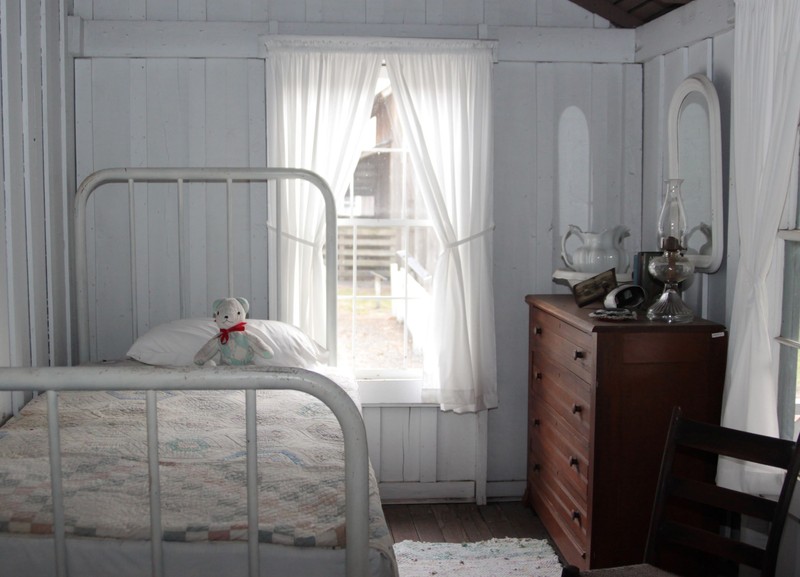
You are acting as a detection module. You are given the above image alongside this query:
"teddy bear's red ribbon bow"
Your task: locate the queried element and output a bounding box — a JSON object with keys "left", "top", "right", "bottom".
{"left": 219, "top": 322, "right": 247, "bottom": 344}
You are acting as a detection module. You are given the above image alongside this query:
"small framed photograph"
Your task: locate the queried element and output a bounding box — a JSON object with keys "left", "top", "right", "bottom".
{"left": 634, "top": 252, "right": 665, "bottom": 307}
{"left": 571, "top": 269, "right": 617, "bottom": 307}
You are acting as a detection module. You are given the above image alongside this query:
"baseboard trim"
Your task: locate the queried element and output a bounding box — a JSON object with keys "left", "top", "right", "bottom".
{"left": 377, "top": 480, "right": 526, "bottom": 503}
{"left": 378, "top": 481, "right": 475, "bottom": 503}
{"left": 486, "top": 480, "right": 526, "bottom": 500}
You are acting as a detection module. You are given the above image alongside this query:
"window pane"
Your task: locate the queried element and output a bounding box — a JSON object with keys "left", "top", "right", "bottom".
{"left": 781, "top": 241, "right": 800, "bottom": 342}
{"left": 779, "top": 240, "right": 800, "bottom": 439}
{"left": 336, "top": 76, "right": 438, "bottom": 378}
{"left": 778, "top": 346, "right": 800, "bottom": 440}
{"left": 337, "top": 223, "right": 433, "bottom": 373}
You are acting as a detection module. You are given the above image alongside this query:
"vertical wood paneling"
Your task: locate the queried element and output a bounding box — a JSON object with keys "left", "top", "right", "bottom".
{"left": 146, "top": 0, "right": 178, "bottom": 21}
{"left": 247, "top": 59, "right": 268, "bottom": 317}
{"left": 642, "top": 57, "right": 665, "bottom": 250}
{"left": 178, "top": 0, "right": 207, "bottom": 21}
{"left": 43, "top": 0, "right": 69, "bottom": 366}
{"left": 418, "top": 407, "right": 438, "bottom": 482}
{"left": 129, "top": 59, "right": 148, "bottom": 340}
{"left": 0, "top": 18, "right": 9, "bottom": 423}
{"left": 268, "top": 0, "right": 307, "bottom": 23}
{"left": 590, "top": 65, "right": 612, "bottom": 230}
{"left": 363, "top": 407, "right": 382, "bottom": 478}
{"left": 75, "top": 56, "right": 269, "bottom": 358}
{"left": 708, "top": 29, "right": 734, "bottom": 325}
{"left": 0, "top": 0, "right": 68, "bottom": 415}
{"left": 366, "top": 0, "right": 427, "bottom": 25}
{"left": 490, "top": 61, "right": 537, "bottom": 484}
{"left": 89, "top": 59, "right": 134, "bottom": 361}
{"left": 205, "top": 60, "right": 247, "bottom": 306}
{"left": 403, "top": 408, "right": 422, "bottom": 480}
{"left": 365, "top": 405, "right": 475, "bottom": 492}
{"left": 380, "top": 408, "right": 407, "bottom": 482}
{"left": 484, "top": 0, "right": 538, "bottom": 26}
{"left": 622, "top": 64, "right": 643, "bottom": 254}
{"left": 184, "top": 59, "right": 209, "bottom": 317}
{"left": 535, "top": 63, "right": 558, "bottom": 286}
{"left": 94, "top": 0, "right": 145, "bottom": 20}
{"left": 144, "top": 58, "right": 184, "bottom": 328}
{"left": 207, "top": 0, "right": 268, "bottom": 22}
{"left": 21, "top": 0, "right": 48, "bottom": 367}
{"left": 437, "top": 411, "right": 477, "bottom": 480}
{"left": 1, "top": 0, "right": 31, "bottom": 369}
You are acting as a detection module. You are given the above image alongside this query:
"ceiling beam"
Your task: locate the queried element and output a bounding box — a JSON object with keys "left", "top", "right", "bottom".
{"left": 565, "top": 0, "right": 644, "bottom": 28}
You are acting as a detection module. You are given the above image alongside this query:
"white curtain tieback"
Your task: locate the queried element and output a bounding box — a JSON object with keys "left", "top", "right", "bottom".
{"left": 443, "top": 225, "right": 495, "bottom": 251}
{"left": 266, "top": 223, "right": 319, "bottom": 249}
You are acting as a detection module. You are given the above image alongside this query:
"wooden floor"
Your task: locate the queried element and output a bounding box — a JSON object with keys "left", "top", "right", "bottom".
{"left": 382, "top": 500, "right": 552, "bottom": 544}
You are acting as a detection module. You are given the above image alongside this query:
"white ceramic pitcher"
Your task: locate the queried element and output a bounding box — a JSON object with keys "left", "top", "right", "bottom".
{"left": 561, "top": 224, "right": 630, "bottom": 273}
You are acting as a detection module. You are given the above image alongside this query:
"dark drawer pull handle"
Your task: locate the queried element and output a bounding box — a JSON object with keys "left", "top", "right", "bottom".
{"left": 533, "top": 463, "right": 541, "bottom": 472}
{"left": 572, "top": 403, "right": 582, "bottom": 414}
{"left": 533, "top": 418, "right": 541, "bottom": 426}
{"left": 573, "top": 350, "right": 585, "bottom": 360}
{"left": 569, "top": 456, "right": 579, "bottom": 468}
{"left": 534, "top": 326, "right": 542, "bottom": 335}
{"left": 535, "top": 372, "right": 543, "bottom": 381}
{"left": 571, "top": 510, "right": 581, "bottom": 521}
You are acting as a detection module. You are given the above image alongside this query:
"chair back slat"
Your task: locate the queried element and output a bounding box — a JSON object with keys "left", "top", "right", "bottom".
{"left": 645, "top": 406, "right": 800, "bottom": 577}
{"left": 669, "top": 477, "right": 778, "bottom": 521}
{"left": 676, "top": 418, "right": 797, "bottom": 470}
{"left": 659, "top": 519, "right": 766, "bottom": 569}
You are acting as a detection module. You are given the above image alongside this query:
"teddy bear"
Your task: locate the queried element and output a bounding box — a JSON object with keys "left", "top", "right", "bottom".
{"left": 193, "top": 297, "right": 274, "bottom": 367}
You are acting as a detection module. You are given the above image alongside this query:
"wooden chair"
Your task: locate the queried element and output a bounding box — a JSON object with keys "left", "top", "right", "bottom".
{"left": 560, "top": 406, "right": 800, "bottom": 577}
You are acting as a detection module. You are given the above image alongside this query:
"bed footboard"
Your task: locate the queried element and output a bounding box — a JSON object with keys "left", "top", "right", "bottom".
{"left": 0, "top": 365, "right": 370, "bottom": 577}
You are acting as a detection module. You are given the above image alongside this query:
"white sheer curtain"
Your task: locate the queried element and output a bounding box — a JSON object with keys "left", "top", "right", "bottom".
{"left": 265, "top": 39, "right": 382, "bottom": 345}
{"left": 386, "top": 47, "right": 497, "bottom": 413}
{"left": 266, "top": 37, "right": 497, "bottom": 413}
{"left": 717, "top": 0, "right": 800, "bottom": 494}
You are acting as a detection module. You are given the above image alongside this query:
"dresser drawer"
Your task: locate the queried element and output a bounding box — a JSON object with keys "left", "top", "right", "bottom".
{"left": 530, "top": 456, "right": 590, "bottom": 565}
{"left": 530, "top": 307, "right": 594, "bottom": 382}
{"left": 531, "top": 353, "right": 592, "bottom": 441}
{"left": 529, "top": 393, "right": 589, "bottom": 501}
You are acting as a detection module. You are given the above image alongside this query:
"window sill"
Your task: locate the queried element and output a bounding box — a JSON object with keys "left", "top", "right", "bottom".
{"left": 358, "top": 379, "right": 439, "bottom": 407}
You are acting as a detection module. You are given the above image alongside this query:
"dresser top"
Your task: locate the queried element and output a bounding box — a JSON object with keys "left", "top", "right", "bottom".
{"left": 525, "top": 294, "right": 726, "bottom": 334}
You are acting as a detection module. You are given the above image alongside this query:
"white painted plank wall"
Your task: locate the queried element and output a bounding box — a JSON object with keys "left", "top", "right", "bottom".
{"left": 0, "top": 0, "right": 69, "bottom": 422}
{"left": 491, "top": 57, "right": 641, "bottom": 494}
{"left": 72, "top": 0, "right": 608, "bottom": 27}
{"left": 74, "top": 58, "right": 268, "bottom": 361}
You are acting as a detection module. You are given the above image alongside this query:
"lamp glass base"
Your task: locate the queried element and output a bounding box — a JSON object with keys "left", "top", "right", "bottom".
{"left": 646, "top": 288, "right": 693, "bottom": 323}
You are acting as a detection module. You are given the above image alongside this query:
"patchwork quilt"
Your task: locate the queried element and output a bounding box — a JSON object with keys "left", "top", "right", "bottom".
{"left": 0, "top": 368, "right": 392, "bottom": 557}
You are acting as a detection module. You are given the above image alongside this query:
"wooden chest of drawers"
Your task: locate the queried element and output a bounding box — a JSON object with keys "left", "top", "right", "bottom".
{"left": 524, "top": 294, "right": 727, "bottom": 570}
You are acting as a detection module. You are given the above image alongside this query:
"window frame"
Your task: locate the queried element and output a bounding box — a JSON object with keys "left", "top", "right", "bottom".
{"left": 776, "top": 128, "right": 800, "bottom": 440}
{"left": 335, "top": 81, "right": 436, "bottom": 385}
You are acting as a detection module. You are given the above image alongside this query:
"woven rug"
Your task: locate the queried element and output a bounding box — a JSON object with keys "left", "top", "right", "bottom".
{"left": 394, "top": 537, "right": 563, "bottom": 577}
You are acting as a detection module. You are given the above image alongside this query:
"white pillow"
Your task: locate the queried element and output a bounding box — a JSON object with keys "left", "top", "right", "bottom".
{"left": 126, "top": 318, "right": 328, "bottom": 368}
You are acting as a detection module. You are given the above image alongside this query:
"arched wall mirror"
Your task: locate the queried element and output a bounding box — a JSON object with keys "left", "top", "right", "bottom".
{"left": 668, "top": 73, "right": 724, "bottom": 273}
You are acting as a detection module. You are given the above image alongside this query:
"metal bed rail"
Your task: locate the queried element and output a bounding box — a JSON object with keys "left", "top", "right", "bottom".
{"left": 0, "top": 365, "right": 370, "bottom": 577}
{"left": 74, "top": 167, "right": 338, "bottom": 366}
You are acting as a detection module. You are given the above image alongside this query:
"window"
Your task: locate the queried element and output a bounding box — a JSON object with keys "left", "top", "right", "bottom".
{"left": 266, "top": 41, "right": 496, "bottom": 411}
{"left": 337, "top": 70, "right": 437, "bottom": 382}
{"left": 777, "top": 130, "right": 800, "bottom": 440}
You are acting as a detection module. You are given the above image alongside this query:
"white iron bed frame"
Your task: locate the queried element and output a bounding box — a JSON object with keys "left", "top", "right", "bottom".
{"left": 0, "top": 167, "right": 374, "bottom": 577}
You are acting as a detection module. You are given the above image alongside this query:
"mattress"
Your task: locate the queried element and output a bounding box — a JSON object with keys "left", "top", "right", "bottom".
{"left": 0, "top": 364, "right": 396, "bottom": 577}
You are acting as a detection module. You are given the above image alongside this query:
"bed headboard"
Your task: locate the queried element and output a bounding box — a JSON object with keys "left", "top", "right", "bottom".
{"left": 75, "top": 167, "right": 337, "bottom": 365}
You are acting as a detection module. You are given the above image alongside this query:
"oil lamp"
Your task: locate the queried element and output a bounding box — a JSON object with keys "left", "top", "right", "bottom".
{"left": 646, "top": 179, "right": 694, "bottom": 323}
